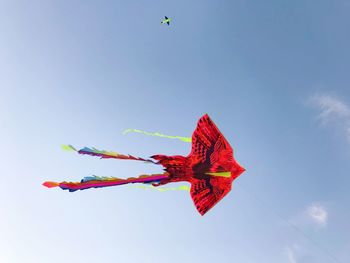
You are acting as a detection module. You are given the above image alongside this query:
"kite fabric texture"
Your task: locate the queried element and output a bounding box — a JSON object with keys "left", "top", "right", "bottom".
{"left": 43, "top": 114, "right": 245, "bottom": 215}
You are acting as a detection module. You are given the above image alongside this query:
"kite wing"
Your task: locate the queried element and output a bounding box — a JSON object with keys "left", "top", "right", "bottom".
{"left": 190, "top": 176, "right": 232, "bottom": 215}
{"left": 165, "top": 16, "right": 168, "bottom": 19}
{"left": 188, "top": 114, "right": 244, "bottom": 215}
{"left": 189, "top": 114, "right": 234, "bottom": 173}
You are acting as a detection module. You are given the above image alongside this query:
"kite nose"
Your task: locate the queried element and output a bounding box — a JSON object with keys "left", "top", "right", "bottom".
{"left": 233, "top": 164, "right": 246, "bottom": 177}
{"left": 239, "top": 167, "right": 246, "bottom": 175}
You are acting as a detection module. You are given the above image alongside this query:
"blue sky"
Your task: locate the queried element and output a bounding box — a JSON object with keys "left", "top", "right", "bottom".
{"left": 1, "top": 1, "right": 349, "bottom": 262}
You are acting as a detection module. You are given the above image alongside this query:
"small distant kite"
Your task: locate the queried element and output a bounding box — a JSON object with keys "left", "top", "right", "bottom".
{"left": 161, "top": 16, "right": 171, "bottom": 25}
{"left": 43, "top": 114, "right": 245, "bottom": 215}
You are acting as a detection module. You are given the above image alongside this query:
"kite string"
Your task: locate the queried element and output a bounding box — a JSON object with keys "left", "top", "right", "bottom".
{"left": 239, "top": 185, "right": 342, "bottom": 263}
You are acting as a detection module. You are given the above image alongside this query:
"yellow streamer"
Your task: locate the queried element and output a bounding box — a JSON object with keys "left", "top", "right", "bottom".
{"left": 123, "top": 129, "right": 191, "bottom": 143}
{"left": 130, "top": 184, "right": 190, "bottom": 192}
{"left": 61, "top": 145, "right": 77, "bottom": 151}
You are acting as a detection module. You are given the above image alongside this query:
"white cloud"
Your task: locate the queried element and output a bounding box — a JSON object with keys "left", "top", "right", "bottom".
{"left": 285, "top": 204, "right": 331, "bottom": 262}
{"left": 285, "top": 244, "right": 306, "bottom": 263}
{"left": 290, "top": 203, "right": 329, "bottom": 228}
{"left": 306, "top": 204, "right": 328, "bottom": 227}
{"left": 310, "top": 94, "right": 350, "bottom": 142}
{"left": 286, "top": 246, "right": 298, "bottom": 263}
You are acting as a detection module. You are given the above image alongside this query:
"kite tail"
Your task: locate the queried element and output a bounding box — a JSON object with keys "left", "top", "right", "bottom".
{"left": 43, "top": 173, "right": 170, "bottom": 192}
{"left": 123, "top": 129, "right": 192, "bottom": 143}
{"left": 61, "top": 145, "right": 157, "bottom": 164}
{"left": 130, "top": 184, "right": 190, "bottom": 192}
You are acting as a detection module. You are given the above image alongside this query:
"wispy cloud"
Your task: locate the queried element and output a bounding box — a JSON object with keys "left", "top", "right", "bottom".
{"left": 306, "top": 204, "right": 328, "bottom": 227}
{"left": 290, "top": 202, "right": 329, "bottom": 228}
{"left": 284, "top": 204, "right": 332, "bottom": 262}
{"left": 286, "top": 246, "right": 298, "bottom": 263}
{"left": 310, "top": 94, "right": 350, "bottom": 142}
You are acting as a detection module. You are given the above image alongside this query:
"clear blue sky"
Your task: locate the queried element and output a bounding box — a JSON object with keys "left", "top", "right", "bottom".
{"left": 1, "top": 1, "right": 349, "bottom": 262}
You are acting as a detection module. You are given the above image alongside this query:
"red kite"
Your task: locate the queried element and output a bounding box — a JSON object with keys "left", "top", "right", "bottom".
{"left": 43, "top": 114, "right": 245, "bottom": 215}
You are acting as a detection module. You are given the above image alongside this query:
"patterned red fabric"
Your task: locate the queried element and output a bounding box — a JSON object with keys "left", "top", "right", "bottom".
{"left": 152, "top": 114, "right": 245, "bottom": 215}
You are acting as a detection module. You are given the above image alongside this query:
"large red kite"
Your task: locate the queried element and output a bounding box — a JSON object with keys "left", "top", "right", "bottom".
{"left": 43, "top": 114, "right": 245, "bottom": 215}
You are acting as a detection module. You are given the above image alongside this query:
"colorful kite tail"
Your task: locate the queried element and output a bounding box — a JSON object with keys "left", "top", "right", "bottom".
{"left": 61, "top": 145, "right": 157, "bottom": 164}
{"left": 43, "top": 173, "right": 170, "bottom": 192}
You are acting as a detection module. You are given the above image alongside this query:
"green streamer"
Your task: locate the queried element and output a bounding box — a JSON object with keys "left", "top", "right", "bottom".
{"left": 61, "top": 144, "right": 77, "bottom": 151}
{"left": 130, "top": 184, "right": 190, "bottom": 192}
{"left": 123, "top": 129, "right": 191, "bottom": 143}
